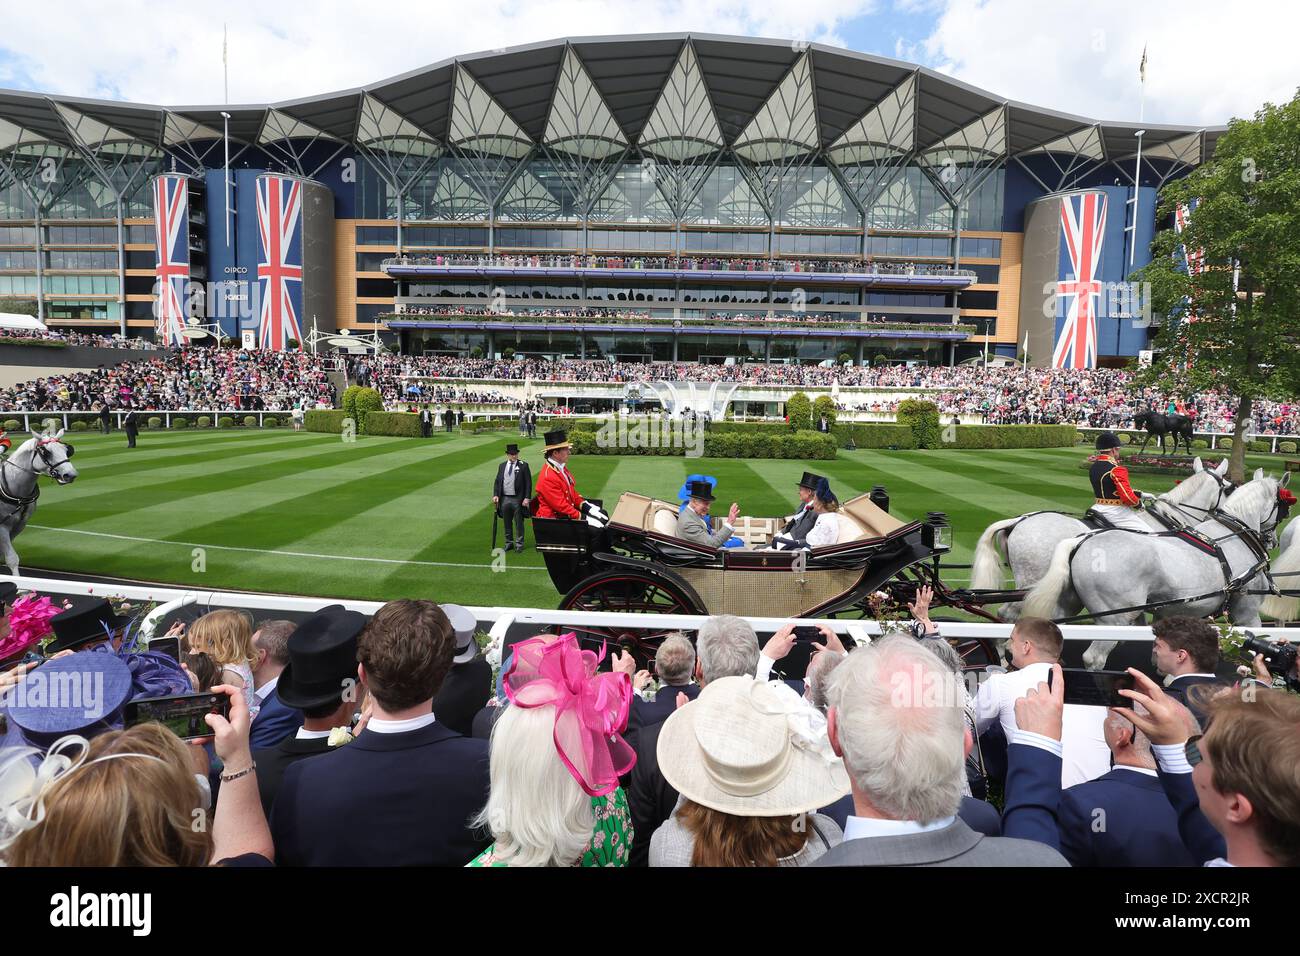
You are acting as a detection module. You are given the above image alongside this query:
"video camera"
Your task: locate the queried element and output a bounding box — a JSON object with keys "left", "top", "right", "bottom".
{"left": 1240, "top": 632, "right": 1298, "bottom": 690}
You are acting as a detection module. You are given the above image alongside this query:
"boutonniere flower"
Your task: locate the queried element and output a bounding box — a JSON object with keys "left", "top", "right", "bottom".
{"left": 327, "top": 726, "right": 355, "bottom": 747}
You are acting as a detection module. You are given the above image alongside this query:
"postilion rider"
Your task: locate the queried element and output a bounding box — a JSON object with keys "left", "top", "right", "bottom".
{"left": 1089, "top": 431, "right": 1151, "bottom": 532}
{"left": 532, "top": 430, "right": 609, "bottom": 527}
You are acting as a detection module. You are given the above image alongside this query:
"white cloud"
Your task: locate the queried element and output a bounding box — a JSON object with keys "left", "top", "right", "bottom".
{"left": 0, "top": 0, "right": 876, "bottom": 106}
{"left": 915, "top": 0, "right": 1300, "bottom": 126}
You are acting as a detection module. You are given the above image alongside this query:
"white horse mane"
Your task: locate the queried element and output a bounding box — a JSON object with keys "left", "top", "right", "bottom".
{"left": 1221, "top": 475, "right": 1279, "bottom": 529}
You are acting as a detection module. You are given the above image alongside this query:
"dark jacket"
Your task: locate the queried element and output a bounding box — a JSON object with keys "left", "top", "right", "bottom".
{"left": 271, "top": 720, "right": 491, "bottom": 866}
{"left": 123, "top": 412, "right": 139, "bottom": 434}
{"left": 819, "top": 793, "right": 1003, "bottom": 838}
{"left": 248, "top": 687, "right": 303, "bottom": 751}
{"left": 627, "top": 719, "right": 676, "bottom": 868}
{"left": 1156, "top": 766, "right": 1227, "bottom": 865}
{"left": 493, "top": 459, "right": 533, "bottom": 501}
{"left": 1164, "top": 674, "right": 1225, "bottom": 728}
{"left": 1058, "top": 768, "right": 1198, "bottom": 867}
{"left": 252, "top": 733, "right": 331, "bottom": 820}
{"left": 781, "top": 504, "right": 816, "bottom": 542}
{"left": 623, "top": 682, "right": 699, "bottom": 754}
{"left": 432, "top": 657, "right": 493, "bottom": 738}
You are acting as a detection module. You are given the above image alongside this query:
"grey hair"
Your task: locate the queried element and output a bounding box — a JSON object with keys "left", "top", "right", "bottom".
{"left": 805, "top": 649, "right": 845, "bottom": 713}
{"left": 695, "top": 615, "right": 760, "bottom": 684}
{"left": 655, "top": 633, "right": 695, "bottom": 685}
{"left": 1106, "top": 701, "right": 1156, "bottom": 766}
{"left": 252, "top": 620, "right": 296, "bottom": 666}
{"left": 826, "top": 635, "right": 966, "bottom": 823}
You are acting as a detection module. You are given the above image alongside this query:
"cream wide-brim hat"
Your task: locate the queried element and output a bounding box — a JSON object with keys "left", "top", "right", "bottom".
{"left": 656, "top": 675, "right": 850, "bottom": 818}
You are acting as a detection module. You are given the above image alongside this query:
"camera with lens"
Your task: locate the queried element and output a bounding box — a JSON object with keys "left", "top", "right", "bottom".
{"left": 1240, "top": 633, "right": 1298, "bottom": 689}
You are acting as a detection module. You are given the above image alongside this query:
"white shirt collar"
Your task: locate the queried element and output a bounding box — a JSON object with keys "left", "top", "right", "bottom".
{"left": 366, "top": 711, "right": 438, "bottom": 735}
{"left": 254, "top": 674, "right": 279, "bottom": 702}
{"left": 1112, "top": 765, "right": 1158, "bottom": 777}
{"left": 295, "top": 727, "right": 333, "bottom": 740}
{"left": 843, "top": 815, "right": 957, "bottom": 841}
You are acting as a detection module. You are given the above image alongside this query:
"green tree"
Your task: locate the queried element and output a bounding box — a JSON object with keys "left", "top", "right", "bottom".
{"left": 1133, "top": 91, "right": 1300, "bottom": 482}
{"left": 812, "top": 395, "right": 837, "bottom": 429}
{"left": 0, "top": 297, "right": 38, "bottom": 317}
{"left": 785, "top": 391, "right": 812, "bottom": 431}
{"left": 896, "top": 398, "right": 941, "bottom": 449}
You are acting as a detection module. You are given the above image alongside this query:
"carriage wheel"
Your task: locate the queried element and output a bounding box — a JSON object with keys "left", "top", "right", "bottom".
{"left": 559, "top": 571, "right": 700, "bottom": 666}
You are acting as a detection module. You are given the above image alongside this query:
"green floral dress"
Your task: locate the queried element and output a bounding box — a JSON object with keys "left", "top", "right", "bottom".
{"left": 467, "top": 787, "right": 633, "bottom": 867}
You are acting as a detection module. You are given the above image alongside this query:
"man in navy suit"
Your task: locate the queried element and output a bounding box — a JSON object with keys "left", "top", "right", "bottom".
{"left": 249, "top": 620, "right": 303, "bottom": 751}
{"left": 1151, "top": 617, "right": 1226, "bottom": 727}
{"left": 1057, "top": 705, "right": 1196, "bottom": 866}
{"left": 622, "top": 633, "right": 699, "bottom": 754}
{"left": 271, "top": 600, "right": 491, "bottom": 866}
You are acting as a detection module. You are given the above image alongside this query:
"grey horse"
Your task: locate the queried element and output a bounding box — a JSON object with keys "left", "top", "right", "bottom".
{"left": 1259, "top": 518, "right": 1300, "bottom": 621}
{"left": 969, "top": 457, "right": 1233, "bottom": 620}
{"left": 0, "top": 429, "right": 79, "bottom": 574}
{"left": 1022, "top": 471, "right": 1293, "bottom": 667}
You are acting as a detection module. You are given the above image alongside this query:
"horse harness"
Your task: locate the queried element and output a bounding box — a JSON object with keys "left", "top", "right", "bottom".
{"left": 0, "top": 439, "right": 74, "bottom": 514}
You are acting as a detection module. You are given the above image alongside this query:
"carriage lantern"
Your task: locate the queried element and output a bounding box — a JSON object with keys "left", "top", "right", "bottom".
{"left": 922, "top": 512, "right": 952, "bottom": 553}
{"left": 870, "top": 485, "right": 890, "bottom": 513}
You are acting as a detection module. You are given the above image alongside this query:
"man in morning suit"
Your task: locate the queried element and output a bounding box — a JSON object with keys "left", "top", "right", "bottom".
{"left": 419, "top": 407, "right": 433, "bottom": 438}
{"left": 123, "top": 409, "right": 138, "bottom": 448}
{"left": 1151, "top": 616, "right": 1225, "bottom": 728}
{"left": 675, "top": 479, "right": 739, "bottom": 549}
{"left": 779, "top": 471, "right": 824, "bottom": 545}
{"left": 253, "top": 606, "right": 366, "bottom": 819}
{"left": 271, "top": 600, "right": 491, "bottom": 866}
{"left": 813, "top": 636, "right": 1066, "bottom": 867}
{"left": 1056, "top": 705, "right": 1197, "bottom": 866}
{"left": 431, "top": 603, "right": 492, "bottom": 738}
{"left": 248, "top": 620, "right": 303, "bottom": 750}
{"left": 492, "top": 443, "right": 532, "bottom": 553}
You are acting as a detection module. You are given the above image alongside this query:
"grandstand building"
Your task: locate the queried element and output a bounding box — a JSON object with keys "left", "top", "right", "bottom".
{"left": 0, "top": 34, "right": 1220, "bottom": 367}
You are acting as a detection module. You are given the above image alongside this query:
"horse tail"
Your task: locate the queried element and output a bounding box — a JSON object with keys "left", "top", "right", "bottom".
{"left": 1261, "top": 527, "right": 1300, "bottom": 621}
{"left": 1021, "top": 534, "right": 1087, "bottom": 620}
{"left": 970, "top": 517, "right": 1021, "bottom": 590}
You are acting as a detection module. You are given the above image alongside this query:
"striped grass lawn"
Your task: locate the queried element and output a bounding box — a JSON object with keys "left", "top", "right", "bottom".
{"left": 12, "top": 429, "right": 1261, "bottom": 607}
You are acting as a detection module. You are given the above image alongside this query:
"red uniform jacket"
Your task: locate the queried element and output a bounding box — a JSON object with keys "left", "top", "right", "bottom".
{"left": 1089, "top": 454, "right": 1141, "bottom": 507}
{"left": 534, "top": 460, "right": 585, "bottom": 519}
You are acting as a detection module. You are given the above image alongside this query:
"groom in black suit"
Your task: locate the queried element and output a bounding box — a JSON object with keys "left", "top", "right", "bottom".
{"left": 271, "top": 600, "right": 491, "bottom": 866}
{"left": 492, "top": 443, "right": 532, "bottom": 553}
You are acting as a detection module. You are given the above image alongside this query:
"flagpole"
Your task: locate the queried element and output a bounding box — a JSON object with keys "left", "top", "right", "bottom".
{"left": 221, "top": 25, "right": 231, "bottom": 251}
{"left": 1129, "top": 45, "right": 1147, "bottom": 268}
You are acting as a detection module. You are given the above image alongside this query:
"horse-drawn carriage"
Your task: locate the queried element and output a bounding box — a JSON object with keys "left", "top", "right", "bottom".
{"left": 532, "top": 490, "right": 1003, "bottom": 666}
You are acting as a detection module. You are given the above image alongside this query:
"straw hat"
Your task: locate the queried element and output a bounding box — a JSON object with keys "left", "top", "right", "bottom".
{"left": 656, "top": 676, "right": 850, "bottom": 817}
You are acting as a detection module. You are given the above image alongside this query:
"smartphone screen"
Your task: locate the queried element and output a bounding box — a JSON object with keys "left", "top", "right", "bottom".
{"left": 149, "top": 637, "right": 180, "bottom": 661}
{"left": 793, "top": 625, "right": 826, "bottom": 644}
{"left": 124, "top": 693, "right": 229, "bottom": 740}
{"left": 1060, "top": 668, "right": 1135, "bottom": 708}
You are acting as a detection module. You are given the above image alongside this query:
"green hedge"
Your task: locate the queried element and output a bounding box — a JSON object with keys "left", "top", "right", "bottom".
{"left": 69, "top": 420, "right": 89, "bottom": 431}
{"left": 701, "top": 421, "right": 792, "bottom": 437}
{"left": 833, "top": 423, "right": 918, "bottom": 449}
{"left": 218, "top": 416, "right": 234, "bottom": 429}
{"left": 173, "top": 418, "right": 189, "bottom": 429}
{"left": 262, "top": 416, "right": 278, "bottom": 428}
{"left": 569, "top": 428, "right": 835, "bottom": 460}
{"left": 365, "top": 411, "right": 422, "bottom": 437}
{"left": 1280, "top": 441, "right": 1297, "bottom": 455}
{"left": 896, "top": 399, "right": 941, "bottom": 449}
{"left": 305, "top": 409, "right": 348, "bottom": 433}
{"left": 198, "top": 416, "right": 212, "bottom": 428}
{"left": 946, "top": 425, "right": 1079, "bottom": 449}
{"left": 1219, "top": 437, "right": 1232, "bottom": 449}
{"left": 0, "top": 337, "right": 67, "bottom": 349}
{"left": 3, "top": 420, "right": 18, "bottom": 431}
{"left": 785, "top": 392, "right": 812, "bottom": 431}
{"left": 147, "top": 416, "right": 162, "bottom": 430}
{"left": 812, "top": 395, "right": 837, "bottom": 430}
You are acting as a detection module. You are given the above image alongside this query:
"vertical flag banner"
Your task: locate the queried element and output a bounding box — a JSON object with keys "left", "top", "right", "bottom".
{"left": 1052, "top": 191, "right": 1107, "bottom": 369}
{"left": 255, "top": 174, "right": 304, "bottom": 351}
{"left": 152, "top": 174, "right": 191, "bottom": 347}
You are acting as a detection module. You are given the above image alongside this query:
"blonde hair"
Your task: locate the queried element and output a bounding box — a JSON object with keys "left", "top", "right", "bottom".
{"left": 5, "top": 724, "right": 212, "bottom": 866}
{"left": 187, "top": 609, "right": 256, "bottom": 671}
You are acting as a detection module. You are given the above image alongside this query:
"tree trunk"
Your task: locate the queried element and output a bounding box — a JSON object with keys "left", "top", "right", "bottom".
{"left": 1229, "top": 393, "right": 1252, "bottom": 483}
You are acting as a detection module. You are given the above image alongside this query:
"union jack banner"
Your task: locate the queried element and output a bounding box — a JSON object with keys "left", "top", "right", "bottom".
{"left": 256, "top": 175, "right": 304, "bottom": 350}
{"left": 1052, "top": 191, "right": 1107, "bottom": 369}
{"left": 152, "top": 175, "right": 190, "bottom": 347}
{"left": 1174, "top": 201, "right": 1204, "bottom": 279}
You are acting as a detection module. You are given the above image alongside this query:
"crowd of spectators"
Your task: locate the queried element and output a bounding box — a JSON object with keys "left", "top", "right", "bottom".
{"left": 396, "top": 305, "right": 960, "bottom": 331}
{"left": 2, "top": 348, "right": 1297, "bottom": 434}
{"left": 0, "top": 349, "right": 338, "bottom": 413}
{"left": 2, "top": 582, "right": 1295, "bottom": 870}
{"left": 388, "top": 252, "right": 970, "bottom": 277}
{"left": 0, "top": 327, "right": 162, "bottom": 350}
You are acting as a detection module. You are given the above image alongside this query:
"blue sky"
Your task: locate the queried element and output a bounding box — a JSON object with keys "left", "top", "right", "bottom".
{"left": 0, "top": 0, "right": 1294, "bottom": 128}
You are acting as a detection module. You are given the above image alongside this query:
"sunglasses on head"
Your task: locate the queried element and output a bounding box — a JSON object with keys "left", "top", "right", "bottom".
{"left": 1184, "top": 734, "right": 1204, "bottom": 768}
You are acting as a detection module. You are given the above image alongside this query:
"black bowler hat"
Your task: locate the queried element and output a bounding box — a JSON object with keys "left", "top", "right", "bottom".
{"left": 276, "top": 605, "right": 367, "bottom": 711}
{"left": 1095, "top": 431, "right": 1122, "bottom": 451}
{"left": 799, "top": 471, "right": 826, "bottom": 491}
{"left": 46, "top": 597, "right": 133, "bottom": 655}
{"left": 543, "top": 430, "right": 571, "bottom": 452}
{"left": 505, "top": 443, "right": 520, "bottom": 455}
{"left": 686, "top": 479, "right": 716, "bottom": 502}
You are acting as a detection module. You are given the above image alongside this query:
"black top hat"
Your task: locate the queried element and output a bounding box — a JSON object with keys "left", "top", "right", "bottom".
{"left": 505, "top": 443, "right": 520, "bottom": 455}
{"left": 686, "top": 479, "right": 716, "bottom": 502}
{"left": 543, "top": 430, "right": 571, "bottom": 452}
{"left": 276, "top": 605, "right": 367, "bottom": 711}
{"left": 0, "top": 581, "right": 16, "bottom": 607}
{"left": 799, "top": 471, "right": 826, "bottom": 491}
{"left": 1095, "top": 431, "right": 1121, "bottom": 451}
{"left": 46, "top": 597, "right": 133, "bottom": 655}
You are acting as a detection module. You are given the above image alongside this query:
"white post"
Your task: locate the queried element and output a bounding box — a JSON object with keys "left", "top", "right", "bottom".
{"left": 221, "top": 111, "right": 231, "bottom": 251}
